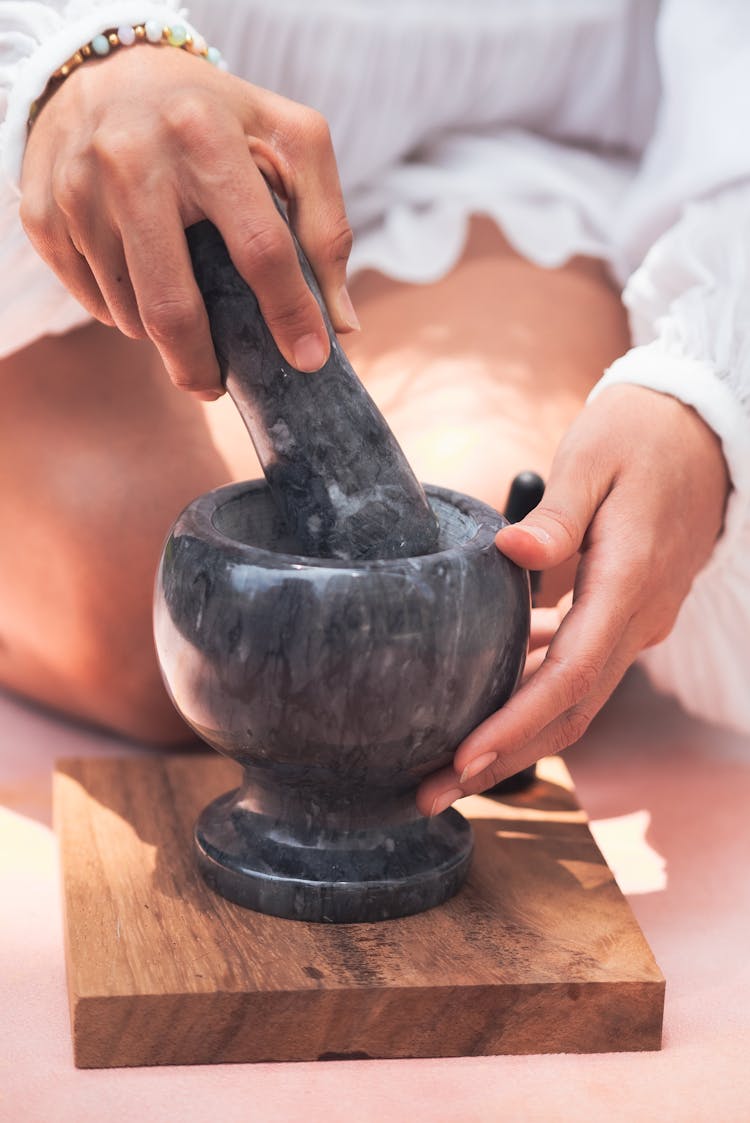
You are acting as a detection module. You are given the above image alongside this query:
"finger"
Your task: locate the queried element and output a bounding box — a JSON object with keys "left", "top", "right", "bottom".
{"left": 522, "top": 645, "right": 548, "bottom": 680}
{"left": 529, "top": 592, "right": 573, "bottom": 649}
{"left": 19, "top": 191, "right": 115, "bottom": 327}
{"left": 121, "top": 210, "right": 222, "bottom": 396}
{"left": 200, "top": 153, "right": 331, "bottom": 372}
{"left": 467, "top": 635, "right": 639, "bottom": 789}
{"left": 450, "top": 560, "right": 633, "bottom": 780}
{"left": 238, "top": 89, "right": 357, "bottom": 334}
{"left": 277, "top": 111, "right": 359, "bottom": 334}
{"left": 415, "top": 762, "right": 466, "bottom": 818}
{"left": 416, "top": 629, "right": 639, "bottom": 816}
{"left": 52, "top": 235, "right": 116, "bottom": 328}
{"left": 529, "top": 608, "right": 563, "bottom": 650}
{"left": 495, "top": 444, "right": 613, "bottom": 572}
{"left": 44, "top": 159, "right": 140, "bottom": 333}
{"left": 69, "top": 220, "right": 144, "bottom": 339}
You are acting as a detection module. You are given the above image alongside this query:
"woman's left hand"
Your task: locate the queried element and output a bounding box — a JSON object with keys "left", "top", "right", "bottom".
{"left": 416, "top": 383, "right": 730, "bottom": 817}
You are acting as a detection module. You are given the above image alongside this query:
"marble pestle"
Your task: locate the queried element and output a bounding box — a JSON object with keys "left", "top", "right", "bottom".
{"left": 186, "top": 210, "right": 440, "bottom": 561}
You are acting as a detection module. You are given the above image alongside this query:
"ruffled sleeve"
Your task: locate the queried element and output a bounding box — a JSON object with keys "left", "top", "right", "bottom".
{"left": 589, "top": 0, "right": 750, "bottom": 732}
{"left": 0, "top": 1, "right": 196, "bottom": 192}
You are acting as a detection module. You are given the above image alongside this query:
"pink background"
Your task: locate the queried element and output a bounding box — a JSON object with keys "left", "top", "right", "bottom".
{"left": 2, "top": 668, "right": 749, "bottom": 1123}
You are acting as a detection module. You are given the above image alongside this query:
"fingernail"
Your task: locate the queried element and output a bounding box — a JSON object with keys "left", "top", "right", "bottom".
{"left": 459, "top": 752, "right": 498, "bottom": 784}
{"left": 193, "top": 389, "right": 223, "bottom": 402}
{"left": 293, "top": 333, "right": 329, "bottom": 372}
{"left": 337, "top": 285, "right": 361, "bottom": 331}
{"left": 429, "top": 788, "right": 464, "bottom": 817}
{"left": 514, "top": 524, "right": 551, "bottom": 544}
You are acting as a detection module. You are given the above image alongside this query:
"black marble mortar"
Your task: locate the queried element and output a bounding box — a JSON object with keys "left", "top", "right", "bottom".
{"left": 154, "top": 480, "right": 529, "bottom": 923}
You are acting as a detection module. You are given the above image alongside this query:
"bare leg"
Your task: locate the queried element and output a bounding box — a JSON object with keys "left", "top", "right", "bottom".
{"left": 0, "top": 218, "right": 628, "bottom": 740}
{"left": 0, "top": 322, "right": 259, "bottom": 742}
{"left": 345, "top": 217, "right": 630, "bottom": 602}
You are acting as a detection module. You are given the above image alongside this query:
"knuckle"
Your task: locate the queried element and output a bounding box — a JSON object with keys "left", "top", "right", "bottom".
{"left": 141, "top": 295, "right": 201, "bottom": 345}
{"left": 19, "top": 194, "right": 47, "bottom": 239}
{"left": 537, "top": 502, "right": 582, "bottom": 551}
{"left": 484, "top": 757, "right": 522, "bottom": 791}
{"left": 114, "top": 310, "right": 147, "bottom": 340}
{"left": 325, "top": 217, "right": 353, "bottom": 266}
{"left": 555, "top": 706, "right": 594, "bottom": 751}
{"left": 163, "top": 93, "right": 221, "bottom": 147}
{"left": 644, "top": 605, "right": 679, "bottom": 647}
{"left": 263, "top": 295, "right": 315, "bottom": 335}
{"left": 165, "top": 91, "right": 209, "bottom": 129}
{"left": 74, "top": 288, "right": 107, "bottom": 321}
{"left": 162, "top": 355, "right": 214, "bottom": 394}
{"left": 168, "top": 369, "right": 201, "bottom": 393}
{"left": 93, "top": 305, "right": 116, "bottom": 327}
{"left": 51, "top": 160, "right": 90, "bottom": 214}
{"left": 90, "top": 127, "right": 141, "bottom": 174}
{"left": 546, "top": 651, "right": 601, "bottom": 708}
{"left": 301, "top": 107, "right": 332, "bottom": 148}
{"left": 301, "top": 212, "right": 353, "bottom": 274}
{"left": 240, "top": 222, "right": 292, "bottom": 274}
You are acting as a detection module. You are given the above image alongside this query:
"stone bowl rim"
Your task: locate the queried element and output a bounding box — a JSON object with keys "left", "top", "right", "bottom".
{"left": 173, "top": 478, "right": 510, "bottom": 573}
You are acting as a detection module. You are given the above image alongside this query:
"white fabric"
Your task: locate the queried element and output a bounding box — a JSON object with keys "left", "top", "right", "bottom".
{"left": 2, "top": 0, "right": 750, "bottom": 732}
{"left": 0, "top": 2, "right": 197, "bottom": 189}
{"left": 591, "top": 181, "right": 750, "bottom": 733}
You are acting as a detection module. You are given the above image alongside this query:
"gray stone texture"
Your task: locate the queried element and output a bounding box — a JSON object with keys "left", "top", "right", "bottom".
{"left": 186, "top": 218, "right": 439, "bottom": 561}
{"left": 154, "top": 483, "right": 529, "bottom": 921}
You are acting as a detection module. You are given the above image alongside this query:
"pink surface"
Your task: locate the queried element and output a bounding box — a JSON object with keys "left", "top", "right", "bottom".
{"left": 2, "top": 670, "right": 749, "bottom": 1123}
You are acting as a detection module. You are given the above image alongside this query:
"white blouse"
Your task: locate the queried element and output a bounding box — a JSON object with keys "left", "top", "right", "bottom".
{"left": 2, "top": 0, "right": 749, "bottom": 732}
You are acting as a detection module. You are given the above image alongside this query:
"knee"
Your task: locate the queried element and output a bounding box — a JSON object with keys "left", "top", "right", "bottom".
{"left": 66, "top": 586, "right": 194, "bottom": 745}
{"left": 0, "top": 613, "right": 192, "bottom": 745}
{"left": 4, "top": 541, "right": 195, "bottom": 745}
{"left": 78, "top": 646, "right": 193, "bottom": 746}
{"left": 0, "top": 321, "right": 230, "bottom": 743}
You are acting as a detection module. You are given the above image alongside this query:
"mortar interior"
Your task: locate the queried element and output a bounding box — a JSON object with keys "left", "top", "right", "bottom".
{"left": 209, "top": 484, "right": 487, "bottom": 563}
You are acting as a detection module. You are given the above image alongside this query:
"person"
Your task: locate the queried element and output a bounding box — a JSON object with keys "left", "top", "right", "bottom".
{"left": 0, "top": 0, "right": 746, "bottom": 819}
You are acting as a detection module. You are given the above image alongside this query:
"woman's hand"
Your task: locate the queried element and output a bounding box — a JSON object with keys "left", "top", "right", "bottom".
{"left": 20, "top": 44, "right": 358, "bottom": 399}
{"left": 417, "top": 384, "right": 730, "bottom": 816}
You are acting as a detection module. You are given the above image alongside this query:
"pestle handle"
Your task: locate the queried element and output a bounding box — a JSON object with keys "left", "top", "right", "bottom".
{"left": 489, "top": 470, "right": 546, "bottom": 796}
{"left": 505, "top": 471, "right": 545, "bottom": 601}
{"left": 186, "top": 208, "right": 439, "bottom": 561}
{"left": 504, "top": 470, "right": 545, "bottom": 528}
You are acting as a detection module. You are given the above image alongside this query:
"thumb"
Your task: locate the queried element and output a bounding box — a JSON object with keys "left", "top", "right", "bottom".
{"left": 496, "top": 454, "right": 609, "bottom": 571}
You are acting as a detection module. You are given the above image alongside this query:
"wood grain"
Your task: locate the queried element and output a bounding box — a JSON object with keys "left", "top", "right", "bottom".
{"left": 53, "top": 754, "right": 664, "bottom": 1068}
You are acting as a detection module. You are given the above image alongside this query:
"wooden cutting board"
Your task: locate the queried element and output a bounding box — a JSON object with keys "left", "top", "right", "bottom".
{"left": 54, "top": 753, "right": 664, "bottom": 1068}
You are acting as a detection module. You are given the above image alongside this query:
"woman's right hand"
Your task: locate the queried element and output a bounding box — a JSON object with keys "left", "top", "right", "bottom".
{"left": 19, "top": 41, "right": 358, "bottom": 399}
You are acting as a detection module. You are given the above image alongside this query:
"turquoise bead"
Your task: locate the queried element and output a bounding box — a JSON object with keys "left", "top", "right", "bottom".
{"left": 91, "top": 34, "right": 110, "bottom": 56}
{"left": 206, "top": 46, "right": 222, "bottom": 65}
{"left": 168, "top": 24, "right": 187, "bottom": 46}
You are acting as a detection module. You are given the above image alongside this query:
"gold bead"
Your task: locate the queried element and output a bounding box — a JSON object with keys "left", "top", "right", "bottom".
{"left": 184, "top": 34, "right": 193, "bottom": 48}
{"left": 163, "top": 26, "right": 170, "bottom": 40}
{"left": 81, "top": 44, "right": 92, "bottom": 57}
{"left": 135, "top": 25, "right": 146, "bottom": 40}
{"left": 108, "top": 33, "right": 118, "bottom": 47}
{"left": 72, "top": 51, "right": 83, "bottom": 65}
{"left": 60, "top": 64, "right": 70, "bottom": 77}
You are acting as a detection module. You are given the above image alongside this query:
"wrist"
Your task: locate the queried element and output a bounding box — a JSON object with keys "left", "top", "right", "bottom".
{"left": 2, "top": 6, "right": 205, "bottom": 192}
{"left": 590, "top": 342, "right": 749, "bottom": 500}
{"left": 592, "top": 382, "right": 730, "bottom": 545}
{"left": 29, "top": 20, "right": 228, "bottom": 133}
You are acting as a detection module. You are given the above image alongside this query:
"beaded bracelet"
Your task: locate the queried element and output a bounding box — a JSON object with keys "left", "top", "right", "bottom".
{"left": 28, "top": 21, "right": 228, "bottom": 128}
